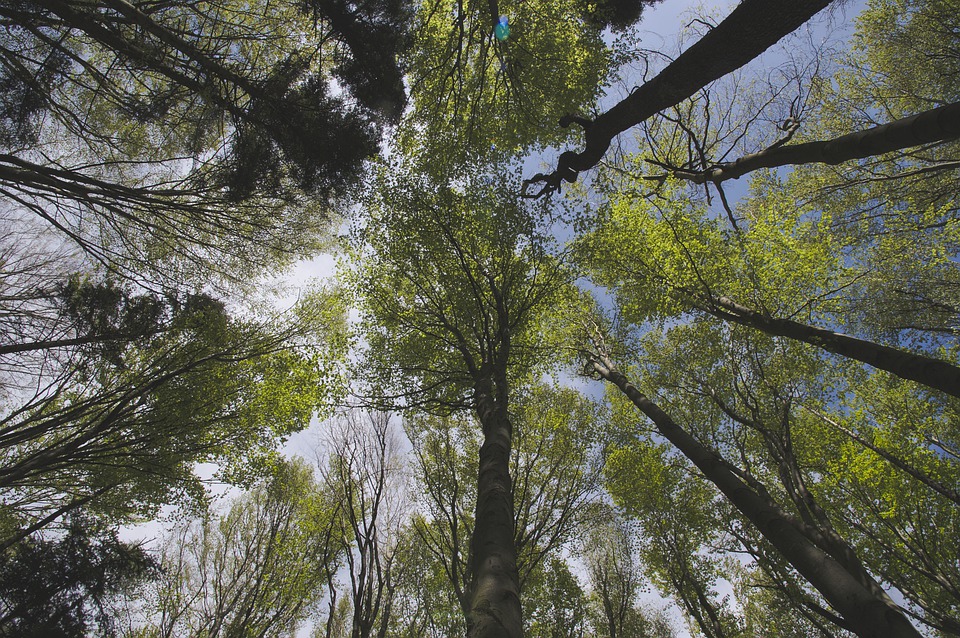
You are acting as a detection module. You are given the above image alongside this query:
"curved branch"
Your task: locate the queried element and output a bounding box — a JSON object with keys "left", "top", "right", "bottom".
{"left": 523, "top": 0, "right": 835, "bottom": 196}
{"left": 673, "top": 101, "right": 960, "bottom": 184}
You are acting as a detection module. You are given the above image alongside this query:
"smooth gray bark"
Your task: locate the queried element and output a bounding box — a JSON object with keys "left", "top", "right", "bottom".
{"left": 524, "top": 0, "right": 835, "bottom": 195}
{"left": 466, "top": 374, "right": 522, "bottom": 638}
{"left": 703, "top": 295, "right": 960, "bottom": 399}
{"left": 585, "top": 351, "right": 922, "bottom": 638}
{"left": 674, "top": 101, "right": 960, "bottom": 184}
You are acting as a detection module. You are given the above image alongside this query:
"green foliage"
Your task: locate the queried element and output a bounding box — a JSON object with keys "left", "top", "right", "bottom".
{"left": 136, "top": 458, "right": 341, "bottom": 638}
{"left": 388, "top": 522, "right": 469, "bottom": 637}
{"left": 0, "top": 514, "right": 156, "bottom": 637}
{"left": 401, "top": 0, "right": 633, "bottom": 169}
{"left": 523, "top": 557, "right": 589, "bottom": 638}
{"left": 595, "top": 290, "right": 959, "bottom": 634}
{"left": 0, "top": 0, "right": 407, "bottom": 196}
{"left": 578, "top": 174, "right": 845, "bottom": 325}
{"left": 729, "top": 561, "right": 843, "bottom": 638}
{"left": 605, "top": 435, "right": 744, "bottom": 638}
{"left": 579, "top": 144, "right": 960, "bottom": 637}
{"left": 805, "top": 371, "right": 960, "bottom": 632}
{"left": 576, "top": 505, "right": 656, "bottom": 638}
{"left": 0, "top": 287, "right": 347, "bottom": 537}
{"left": 6, "top": 0, "right": 960, "bottom": 635}
{"left": 348, "top": 162, "right": 568, "bottom": 409}
{"left": 403, "top": 383, "right": 603, "bottom": 611}
{"left": 0, "top": 0, "right": 411, "bottom": 293}
{"left": 511, "top": 385, "right": 604, "bottom": 575}
{"left": 773, "top": 0, "right": 960, "bottom": 342}
{"left": 827, "top": 0, "right": 960, "bottom": 122}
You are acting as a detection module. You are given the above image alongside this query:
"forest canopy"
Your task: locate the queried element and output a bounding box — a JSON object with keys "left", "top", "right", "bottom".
{"left": 1, "top": 0, "right": 959, "bottom": 637}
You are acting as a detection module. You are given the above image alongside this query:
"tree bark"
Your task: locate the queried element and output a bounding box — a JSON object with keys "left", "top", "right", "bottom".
{"left": 703, "top": 295, "right": 960, "bottom": 399}
{"left": 586, "top": 353, "right": 922, "bottom": 638}
{"left": 0, "top": 333, "right": 145, "bottom": 356}
{"left": 466, "top": 374, "right": 522, "bottom": 638}
{"left": 524, "top": 0, "right": 835, "bottom": 195}
{"left": 674, "top": 101, "right": 960, "bottom": 184}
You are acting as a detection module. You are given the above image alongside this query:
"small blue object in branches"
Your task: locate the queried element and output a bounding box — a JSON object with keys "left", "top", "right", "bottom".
{"left": 494, "top": 15, "right": 510, "bottom": 41}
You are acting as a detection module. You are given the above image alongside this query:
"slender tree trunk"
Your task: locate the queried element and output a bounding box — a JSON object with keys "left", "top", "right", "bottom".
{"left": 0, "top": 333, "right": 145, "bottom": 356}
{"left": 525, "top": 0, "right": 835, "bottom": 195}
{"left": 674, "top": 101, "right": 960, "bottom": 184}
{"left": 586, "top": 352, "right": 922, "bottom": 638}
{"left": 466, "top": 374, "right": 522, "bottom": 638}
{"left": 602, "top": 583, "right": 618, "bottom": 638}
{"left": 702, "top": 295, "right": 960, "bottom": 398}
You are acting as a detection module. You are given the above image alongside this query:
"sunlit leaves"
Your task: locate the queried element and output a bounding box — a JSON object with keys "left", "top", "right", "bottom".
{"left": 578, "top": 174, "right": 844, "bottom": 324}
{"left": 347, "top": 162, "right": 568, "bottom": 409}
{"left": 0, "top": 286, "right": 347, "bottom": 535}
{"left": 401, "top": 0, "right": 627, "bottom": 170}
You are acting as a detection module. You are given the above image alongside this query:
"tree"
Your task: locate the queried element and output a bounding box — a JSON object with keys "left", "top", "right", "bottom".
{"left": 523, "top": 557, "right": 589, "bottom": 638}
{"left": 579, "top": 0, "right": 960, "bottom": 354}
{"left": 579, "top": 320, "right": 923, "bottom": 638}
{"left": 0, "top": 274, "right": 216, "bottom": 405}
{"left": 577, "top": 175, "right": 960, "bottom": 398}
{"left": 765, "top": 0, "right": 960, "bottom": 343}
{"left": 0, "top": 275, "right": 165, "bottom": 359}
{"left": 603, "top": 443, "right": 743, "bottom": 638}
{"left": 0, "top": 513, "right": 156, "bottom": 637}
{"left": 7, "top": 4, "right": 960, "bottom": 638}
{"left": 579, "top": 507, "right": 648, "bottom": 638}
{"left": 0, "top": 0, "right": 409, "bottom": 289}
{"left": 130, "top": 458, "right": 341, "bottom": 638}
{"left": 0, "top": 285, "right": 346, "bottom": 547}
{"left": 798, "top": 0, "right": 960, "bottom": 207}
{"left": 386, "top": 526, "right": 468, "bottom": 638}
{"left": 568, "top": 17, "right": 960, "bottom": 616}
{"left": 569, "top": 18, "right": 960, "bottom": 619}
{"left": 728, "top": 559, "right": 846, "bottom": 638}
{"left": 400, "top": 0, "right": 655, "bottom": 171}
{"left": 317, "top": 409, "right": 411, "bottom": 638}
{"left": 403, "top": 384, "right": 602, "bottom": 622}
{"left": 604, "top": 2, "right": 960, "bottom": 191}
{"left": 802, "top": 370, "right": 960, "bottom": 635}
{"left": 349, "top": 162, "right": 568, "bottom": 638}
{"left": 524, "top": 0, "right": 837, "bottom": 195}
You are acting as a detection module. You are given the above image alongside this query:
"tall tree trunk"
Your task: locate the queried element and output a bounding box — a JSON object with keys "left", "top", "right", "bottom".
{"left": 466, "top": 374, "right": 522, "bottom": 638}
{"left": 585, "top": 352, "right": 922, "bottom": 638}
{"left": 702, "top": 295, "right": 960, "bottom": 399}
{"left": 674, "top": 101, "right": 960, "bottom": 184}
{"left": 525, "top": 0, "right": 835, "bottom": 195}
